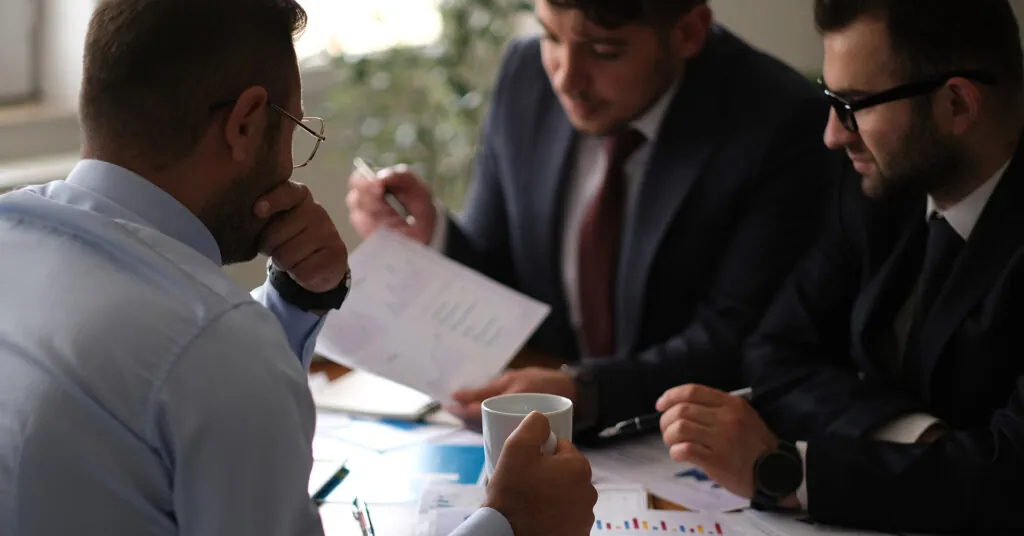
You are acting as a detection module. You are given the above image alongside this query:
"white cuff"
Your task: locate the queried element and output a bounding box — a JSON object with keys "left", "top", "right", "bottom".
{"left": 796, "top": 441, "right": 809, "bottom": 510}
{"left": 428, "top": 200, "right": 448, "bottom": 252}
{"left": 872, "top": 413, "right": 943, "bottom": 443}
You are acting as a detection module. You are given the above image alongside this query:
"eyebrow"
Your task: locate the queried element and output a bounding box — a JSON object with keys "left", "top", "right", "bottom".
{"left": 534, "top": 16, "right": 628, "bottom": 46}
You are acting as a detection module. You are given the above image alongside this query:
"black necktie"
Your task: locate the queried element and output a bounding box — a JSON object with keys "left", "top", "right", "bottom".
{"left": 902, "top": 213, "right": 964, "bottom": 380}
{"left": 913, "top": 213, "right": 964, "bottom": 324}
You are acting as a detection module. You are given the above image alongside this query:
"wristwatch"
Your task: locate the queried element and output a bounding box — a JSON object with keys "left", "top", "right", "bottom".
{"left": 268, "top": 262, "right": 352, "bottom": 312}
{"left": 751, "top": 440, "right": 804, "bottom": 511}
{"left": 560, "top": 363, "right": 600, "bottom": 431}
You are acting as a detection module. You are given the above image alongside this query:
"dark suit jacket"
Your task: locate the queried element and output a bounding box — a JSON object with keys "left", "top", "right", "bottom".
{"left": 746, "top": 138, "right": 1024, "bottom": 533}
{"left": 446, "top": 27, "right": 836, "bottom": 427}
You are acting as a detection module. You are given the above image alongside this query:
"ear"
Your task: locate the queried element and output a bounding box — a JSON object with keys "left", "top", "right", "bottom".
{"left": 669, "top": 4, "right": 713, "bottom": 60}
{"left": 938, "top": 77, "right": 983, "bottom": 136}
{"left": 223, "top": 86, "right": 270, "bottom": 164}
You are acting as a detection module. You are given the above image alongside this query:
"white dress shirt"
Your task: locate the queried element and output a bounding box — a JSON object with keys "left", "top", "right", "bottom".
{"left": 431, "top": 80, "right": 681, "bottom": 335}
{"left": 795, "top": 158, "right": 1012, "bottom": 509}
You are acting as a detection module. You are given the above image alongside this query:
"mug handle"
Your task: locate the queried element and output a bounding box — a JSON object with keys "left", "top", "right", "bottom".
{"left": 541, "top": 430, "right": 558, "bottom": 455}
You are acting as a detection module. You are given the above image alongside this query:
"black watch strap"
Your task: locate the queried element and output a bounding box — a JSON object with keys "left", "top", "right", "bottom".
{"left": 751, "top": 441, "right": 804, "bottom": 512}
{"left": 268, "top": 263, "right": 352, "bottom": 312}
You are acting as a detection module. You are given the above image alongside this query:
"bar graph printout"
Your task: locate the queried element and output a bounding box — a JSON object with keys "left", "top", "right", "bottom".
{"left": 316, "top": 229, "right": 550, "bottom": 402}
{"left": 591, "top": 511, "right": 731, "bottom": 535}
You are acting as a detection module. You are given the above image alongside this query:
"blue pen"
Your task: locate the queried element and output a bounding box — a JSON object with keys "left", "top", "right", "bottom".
{"left": 312, "top": 463, "right": 350, "bottom": 506}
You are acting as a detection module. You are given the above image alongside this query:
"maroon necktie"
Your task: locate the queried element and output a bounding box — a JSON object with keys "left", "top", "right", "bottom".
{"left": 577, "top": 128, "right": 647, "bottom": 357}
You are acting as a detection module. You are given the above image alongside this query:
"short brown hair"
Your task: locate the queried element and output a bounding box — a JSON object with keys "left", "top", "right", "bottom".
{"left": 81, "top": 0, "right": 308, "bottom": 164}
{"left": 547, "top": 0, "right": 708, "bottom": 29}
{"left": 814, "top": 0, "right": 1023, "bottom": 100}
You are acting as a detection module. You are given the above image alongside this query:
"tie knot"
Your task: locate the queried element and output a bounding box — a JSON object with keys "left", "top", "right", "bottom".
{"left": 604, "top": 128, "right": 647, "bottom": 168}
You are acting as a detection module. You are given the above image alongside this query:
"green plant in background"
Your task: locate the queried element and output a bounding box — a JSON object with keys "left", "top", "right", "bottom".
{"left": 324, "top": 0, "right": 531, "bottom": 210}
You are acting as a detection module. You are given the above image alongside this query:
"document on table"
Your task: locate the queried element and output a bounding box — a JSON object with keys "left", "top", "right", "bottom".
{"left": 316, "top": 229, "right": 550, "bottom": 402}
{"left": 583, "top": 435, "right": 748, "bottom": 513}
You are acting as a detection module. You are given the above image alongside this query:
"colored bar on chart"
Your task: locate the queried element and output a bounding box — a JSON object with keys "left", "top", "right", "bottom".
{"left": 680, "top": 526, "right": 686, "bottom": 532}
{"left": 698, "top": 525, "right": 704, "bottom": 534}
{"left": 643, "top": 521, "right": 650, "bottom": 530}
{"left": 662, "top": 521, "right": 668, "bottom": 530}
{"left": 596, "top": 521, "right": 602, "bottom": 530}
{"left": 633, "top": 518, "right": 640, "bottom": 529}
{"left": 715, "top": 522, "right": 723, "bottom": 534}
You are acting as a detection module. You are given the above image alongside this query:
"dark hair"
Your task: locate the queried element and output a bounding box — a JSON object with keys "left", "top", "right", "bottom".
{"left": 547, "top": 0, "right": 708, "bottom": 29}
{"left": 81, "top": 0, "right": 308, "bottom": 164}
{"left": 814, "top": 0, "right": 1023, "bottom": 101}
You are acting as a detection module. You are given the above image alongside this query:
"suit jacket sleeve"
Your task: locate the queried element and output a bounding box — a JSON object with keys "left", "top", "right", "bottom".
{"left": 582, "top": 98, "right": 839, "bottom": 427}
{"left": 441, "top": 42, "right": 521, "bottom": 288}
{"left": 804, "top": 384, "right": 1024, "bottom": 533}
{"left": 743, "top": 170, "right": 924, "bottom": 443}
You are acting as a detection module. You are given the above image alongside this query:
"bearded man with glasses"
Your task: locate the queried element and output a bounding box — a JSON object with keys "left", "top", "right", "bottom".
{"left": 654, "top": 0, "right": 1024, "bottom": 533}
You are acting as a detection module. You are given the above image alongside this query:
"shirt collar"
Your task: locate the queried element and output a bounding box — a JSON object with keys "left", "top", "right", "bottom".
{"left": 926, "top": 159, "right": 1011, "bottom": 240}
{"left": 65, "top": 159, "right": 222, "bottom": 265}
{"left": 629, "top": 77, "right": 682, "bottom": 143}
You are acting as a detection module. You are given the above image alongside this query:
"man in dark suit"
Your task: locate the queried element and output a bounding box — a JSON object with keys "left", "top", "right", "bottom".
{"left": 347, "top": 0, "right": 833, "bottom": 431}
{"left": 656, "top": 0, "right": 1024, "bottom": 532}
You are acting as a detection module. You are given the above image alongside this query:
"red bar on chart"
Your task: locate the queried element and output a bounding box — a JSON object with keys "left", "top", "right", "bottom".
{"left": 715, "top": 522, "right": 723, "bottom": 534}
{"left": 633, "top": 518, "right": 639, "bottom": 529}
{"left": 661, "top": 521, "right": 668, "bottom": 531}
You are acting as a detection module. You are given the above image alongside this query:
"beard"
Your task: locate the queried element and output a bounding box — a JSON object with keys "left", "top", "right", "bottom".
{"left": 204, "top": 140, "right": 283, "bottom": 266}
{"left": 863, "top": 102, "right": 968, "bottom": 200}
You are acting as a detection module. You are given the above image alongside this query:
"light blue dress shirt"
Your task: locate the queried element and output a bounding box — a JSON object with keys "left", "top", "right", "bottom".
{"left": 0, "top": 160, "right": 511, "bottom": 536}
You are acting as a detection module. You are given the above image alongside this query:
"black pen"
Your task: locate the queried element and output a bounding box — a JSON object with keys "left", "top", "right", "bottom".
{"left": 597, "top": 387, "right": 754, "bottom": 439}
{"left": 353, "top": 157, "right": 416, "bottom": 226}
{"left": 312, "top": 462, "right": 350, "bottom": 507}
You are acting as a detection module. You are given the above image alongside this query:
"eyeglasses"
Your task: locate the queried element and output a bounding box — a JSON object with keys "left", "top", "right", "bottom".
{"left": 209, "top": 100, "right": 326, "bottom": 169}
{"left": 819, "top": 70, "right": 998, "bottom": 133}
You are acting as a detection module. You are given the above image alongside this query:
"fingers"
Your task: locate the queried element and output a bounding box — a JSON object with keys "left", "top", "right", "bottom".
{"left": 663, "top": 417, "right": 715, "bottom": 451}
{"left": 669, "top": 441, "right": 715, "bottom": 465}
{"left": 656, "top": 384, "right": 729, "bottom": 412}
{"left": 550, "top": 440, "right": 594, "bottom": 484}
{"left": 451, "top": 375, "right": 511, "bottom": 405}
{"left": 503, "top": 412, "right": 552, "bottom": 457}
{"left": 659, "top": 403, "right": 715, "bottom": 432}
{"left": 255, "top": 181, "right": 309, "bottom": 219}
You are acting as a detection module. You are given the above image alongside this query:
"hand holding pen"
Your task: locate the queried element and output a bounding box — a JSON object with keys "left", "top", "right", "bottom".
{"left": 346, "top": 158, "right": 439, "bottom": 245}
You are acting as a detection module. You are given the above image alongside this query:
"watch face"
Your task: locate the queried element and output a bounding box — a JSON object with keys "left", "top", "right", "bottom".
{"left": 757, "top": 451, "right": 803, "bottom": 497}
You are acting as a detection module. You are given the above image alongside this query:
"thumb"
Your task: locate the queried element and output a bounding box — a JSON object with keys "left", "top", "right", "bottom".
{"left": 503, "top": 412, "right": 551, "bottom": 458}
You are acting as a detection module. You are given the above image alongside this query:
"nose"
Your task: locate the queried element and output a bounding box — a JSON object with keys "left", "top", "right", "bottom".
{"left": 823, "top": 107, "right": 858, "bottom": 151}
{"left": 552, "top": 47, "right": 588, "bottom": 96}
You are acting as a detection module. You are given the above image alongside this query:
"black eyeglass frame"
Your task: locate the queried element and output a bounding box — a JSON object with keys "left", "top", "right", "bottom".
{"left": 209, "top": 99, "right": 326, "bottom": 168}
{"left": 819, "top": 70, "right": 999, "bottom": 133}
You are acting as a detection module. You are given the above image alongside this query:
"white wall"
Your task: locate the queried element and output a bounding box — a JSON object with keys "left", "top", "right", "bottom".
{"left": 712, "top": 1, "right": 822, "bottom": 74}
{"left": 39, "top": 0, "right": 97, "bottom": 107}
{"left": 0, "top": 0, "right": 37, "bottom": 103}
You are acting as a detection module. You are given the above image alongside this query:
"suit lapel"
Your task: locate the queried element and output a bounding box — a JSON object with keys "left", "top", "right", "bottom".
{"left": 530, "top": 102, "right": 578, "bottom": 345}
{"left": 916, "top": 139, "right": 1024, "bottom": 390}
{"left": 615, "top": 51, "right": 726, "bottom": 353}
{"left": 850, "top": 207, "right": 925, "bottom": 377}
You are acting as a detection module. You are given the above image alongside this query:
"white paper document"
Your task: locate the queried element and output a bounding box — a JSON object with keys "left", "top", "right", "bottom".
{"left": 584, "top": 435, "right": 748, "bottom": 513}
{"left": 316, "top": 229, "right": 550, "bottom": 401}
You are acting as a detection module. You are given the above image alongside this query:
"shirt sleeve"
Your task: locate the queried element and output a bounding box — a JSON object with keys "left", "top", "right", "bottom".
{"left": 872, "top": 413, "right": 943, "bottom": 443}
{"left": 155, "top": 303, "right": 324, "bottom": 536}
{"left": 251, "top": 280, "right": 326, "bottom": 368}
{"left": 448, "top": 508, "right": 514, "bottom": 536}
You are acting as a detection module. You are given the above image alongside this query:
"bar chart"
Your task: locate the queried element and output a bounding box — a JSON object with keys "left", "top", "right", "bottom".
{"left": 591, "top": 511, "right": 730, "bottom": 534}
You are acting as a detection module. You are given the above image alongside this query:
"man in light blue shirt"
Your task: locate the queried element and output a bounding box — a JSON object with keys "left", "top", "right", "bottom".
{"left": 0, "top": 0, "right": 597, "bottom": 535}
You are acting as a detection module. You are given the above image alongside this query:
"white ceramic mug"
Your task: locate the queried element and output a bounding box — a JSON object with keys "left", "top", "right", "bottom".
{"left": 480, "top": 393, "right": 574, "bottom": 478}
